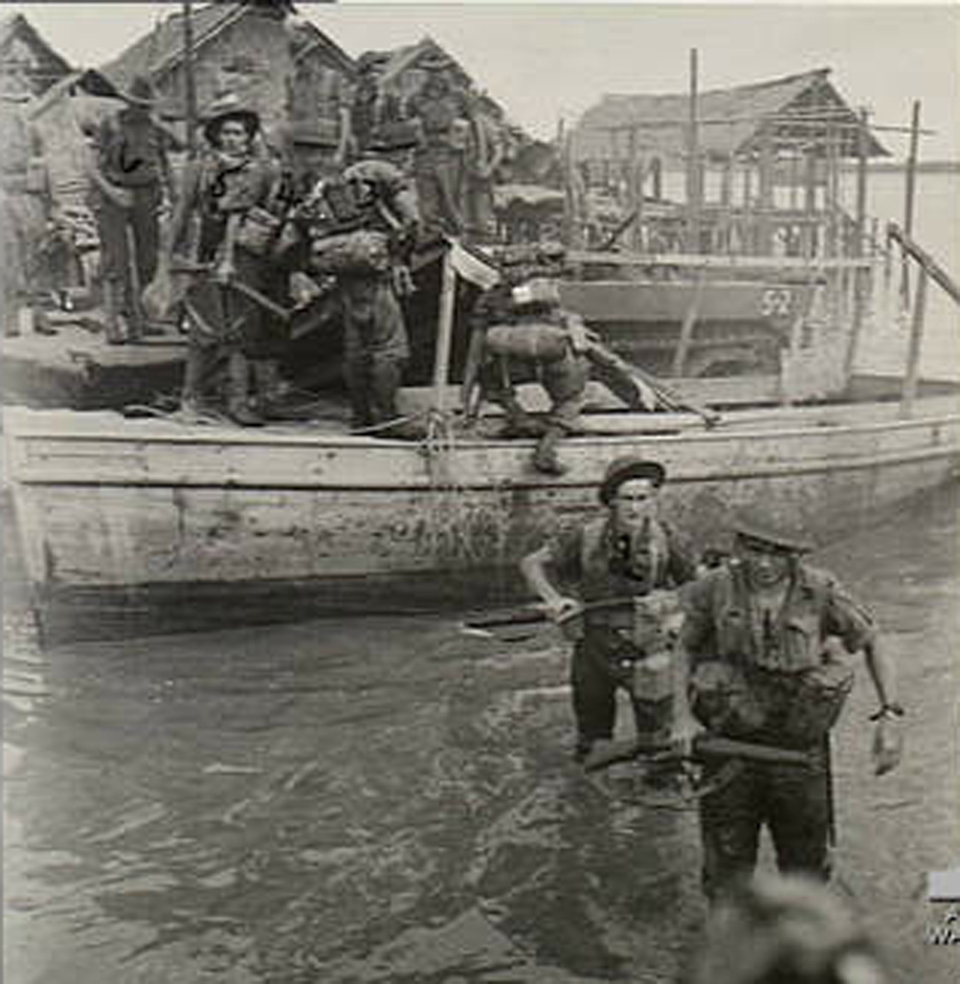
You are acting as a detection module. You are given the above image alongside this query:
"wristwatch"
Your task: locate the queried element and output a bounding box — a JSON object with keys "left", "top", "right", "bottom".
{"left": 869, "top": 703, "right": 905, "bottom": 721}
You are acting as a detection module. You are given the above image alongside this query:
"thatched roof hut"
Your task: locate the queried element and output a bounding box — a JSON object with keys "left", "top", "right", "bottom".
{"left": 571, "top": 68, "right": 888, "bottom": 171}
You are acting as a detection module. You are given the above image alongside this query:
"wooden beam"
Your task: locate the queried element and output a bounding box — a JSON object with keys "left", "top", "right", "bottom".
{"left": 182, "top": 0, "right": 198, "bottom": 158}
{"left": 888, "top": 222, "right": 960, "bottom": 307}
{"left": 671, "top": 272, "right": 706, "bottom": 376}
{"left": 685, "top": 47, "right": 702, "bottom": 253}
{"left": 901, "top": 265, "right": 928, "bottom": 417}
{"left": 431, "top": 250, "right": 458, "bottom": 412}
{"left": 566, "top": 249, "right": 870, "bottom": 271}
{"left": 901, "top": 100, "right": 921, "bottom": 305}
{"left": 854, "top": 108, "right": 869, "bottom": 258}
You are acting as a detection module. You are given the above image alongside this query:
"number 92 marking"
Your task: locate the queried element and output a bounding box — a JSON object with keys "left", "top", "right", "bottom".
{"left": 760, "top": 287, "right": 793, "bottom": 318}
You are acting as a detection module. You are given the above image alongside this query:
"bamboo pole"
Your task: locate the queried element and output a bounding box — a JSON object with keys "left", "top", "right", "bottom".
{"left": 685, "top": 47, "right": 702, "bottom": 253}
{"left": 854, "top": 108, "right": 869, "bottom": 259}
{"left": 757, "top": 128, "right": 775, "bottom": 255}
{"left": 900, "top": 265, "right": 928, "bottom": 417}
{"left": 901, "top": 100, "right": 921, "bottom": 306}
{"left": 802, "top": 150, "right": 817, "bottom": 258}
{"left": 182, "top": 0, "right": 198, "bottom": 158}
{"left": 432, "top": 249, "right": 458, "bottom": 413}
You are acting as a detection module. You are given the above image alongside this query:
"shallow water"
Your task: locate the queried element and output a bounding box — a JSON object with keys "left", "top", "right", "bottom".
{"left": 4, "top": 483, "right": 960, "bottom": 983}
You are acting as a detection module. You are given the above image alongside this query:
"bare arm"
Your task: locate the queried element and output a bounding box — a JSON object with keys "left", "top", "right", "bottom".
{"left": 862, "top": 636, "right": 903, "bottom": 776}
{"left": 519, "top": 545, "right": 580, "bottom": 622}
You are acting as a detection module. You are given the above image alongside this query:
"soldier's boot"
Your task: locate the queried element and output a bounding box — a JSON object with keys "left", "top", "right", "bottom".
{"left": 252, "top": 359, "right": 287, "bottom": 419}
{"left": 226, "top": 352, "right": 264, "bottom": 427}
{"left": 179, "top": 350, "right": 215, "bottom": 422}
{"left": 532, "top": 425, "right": 567, "bottom": 475}
{"left": 102, "top": 280, "right": 126, "bottom": 345}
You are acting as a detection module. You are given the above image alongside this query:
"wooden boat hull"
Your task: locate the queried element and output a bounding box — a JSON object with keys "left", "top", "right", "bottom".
{"left": 5, "top": 388, "right": 960, "bottom": 640}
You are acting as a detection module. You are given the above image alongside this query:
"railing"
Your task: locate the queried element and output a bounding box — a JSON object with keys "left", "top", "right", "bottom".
{"left": 886, "top": 222, "right": 960, "bottom": 416}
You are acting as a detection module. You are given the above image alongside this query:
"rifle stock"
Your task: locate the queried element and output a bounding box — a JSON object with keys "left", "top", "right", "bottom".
{"left": 583, "top": 733, "right": 814, "bottom": 773}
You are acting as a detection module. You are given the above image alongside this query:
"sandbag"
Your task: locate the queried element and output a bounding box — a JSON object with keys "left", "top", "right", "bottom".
{"left": 485, "top": 322, "right": 570, "bottom": 363}
{"left": 309, "top": 230, "right": 391, "bottom": 276}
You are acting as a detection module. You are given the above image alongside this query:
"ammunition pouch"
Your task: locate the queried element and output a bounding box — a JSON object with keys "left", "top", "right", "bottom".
{"left": 583, "top": 590, "right": 680, "bottom": 701}
{"left": 235, "top": 206, "right": 282, "bottom": 256}
{"left": 322, "top": 177, "right": 370, "bottom": 227}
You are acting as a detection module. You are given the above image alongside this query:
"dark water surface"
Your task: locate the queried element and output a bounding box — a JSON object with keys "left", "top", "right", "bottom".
{"left": 4, "top": 484, "right": 960, "bottom": 984}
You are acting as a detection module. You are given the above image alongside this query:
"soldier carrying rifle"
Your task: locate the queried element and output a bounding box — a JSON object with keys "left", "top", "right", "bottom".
{"left": 679, "top": 509, "right": 903, "bottom": 901}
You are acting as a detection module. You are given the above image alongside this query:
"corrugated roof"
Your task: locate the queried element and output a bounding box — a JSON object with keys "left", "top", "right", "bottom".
{"left": 573, "top": 68, "right": 887, "bottom": 162}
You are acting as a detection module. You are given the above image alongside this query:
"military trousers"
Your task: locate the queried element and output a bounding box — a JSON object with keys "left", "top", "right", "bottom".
{"left": 570, "top": 633, "right": 673, "bottom": 759}
{"left": 698, "top": 743, "right": 830, "bottom": 901}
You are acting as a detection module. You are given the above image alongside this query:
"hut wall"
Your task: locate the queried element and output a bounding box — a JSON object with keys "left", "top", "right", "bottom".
{"left": 32, "top": 91, "right": 123, "bottom": 207}
{"left": 160, "top": 14, "right": 296, "bottom": 140}
{"left": 290, "top": 50, "right": 351, "bottom": 126}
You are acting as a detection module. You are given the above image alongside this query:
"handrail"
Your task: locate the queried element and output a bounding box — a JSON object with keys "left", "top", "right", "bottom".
{"left": 887, "top": 222, "right": 960, "bottom": 308}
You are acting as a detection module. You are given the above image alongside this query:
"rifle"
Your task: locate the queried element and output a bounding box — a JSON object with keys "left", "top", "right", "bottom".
{"left": 582, "top": 733, "right": 816, "bottom": 773}
{"left": 169, "top": 259, "right": 294, "bottom": 324}
{"left": 463, "top": 596, "right": 638, "bottom": 632}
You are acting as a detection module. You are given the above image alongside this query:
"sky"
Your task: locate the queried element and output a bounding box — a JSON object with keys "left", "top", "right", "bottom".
{"left": 5, "top": 2, "right": 959, "bottom": 159}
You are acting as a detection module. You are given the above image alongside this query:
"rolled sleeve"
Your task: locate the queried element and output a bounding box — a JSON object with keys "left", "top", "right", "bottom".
{"left": 823, "top": 578, "right": 877, "bottom": 653}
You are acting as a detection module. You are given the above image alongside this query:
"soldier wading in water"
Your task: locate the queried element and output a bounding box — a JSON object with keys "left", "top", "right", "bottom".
{"left": 521, "top": 457, "right": 697, "bottom": 760}
{"left": 679, "top": 509, "right": 904, "bottom": 901}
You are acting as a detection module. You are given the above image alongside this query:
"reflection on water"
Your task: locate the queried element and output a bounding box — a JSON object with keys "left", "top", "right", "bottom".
{"left": 4, "top": 484, "right": 959, "bottom": 983}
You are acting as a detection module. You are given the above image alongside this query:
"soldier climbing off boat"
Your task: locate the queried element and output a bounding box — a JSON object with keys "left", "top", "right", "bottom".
{"left": 463, "top": 242, "right": 659, "bottom": 475}
{"left": 679, "top": 508, "right": 903, "bottom": 901}
{"left": 88, "top": 75, "right": 176, "bottom": 345}
{"left": 520, "top": 457, "right": 698, "bottom": 760}
{"left": 167, "top": 93, "right": 285, "bottom": 425}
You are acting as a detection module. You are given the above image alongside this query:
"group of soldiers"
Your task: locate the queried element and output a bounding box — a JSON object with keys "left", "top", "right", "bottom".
{"left": 520, "top": 455, "right": 904, "bottom": 918}
{"left": 86, "top": 68, "right": 660, "bottom": 454}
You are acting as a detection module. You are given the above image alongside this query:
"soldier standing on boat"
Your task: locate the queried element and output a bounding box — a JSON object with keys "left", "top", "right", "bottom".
{"left": 88, "top": 75, "right": 176, "bottom": 345}
{"left": 406, "top": 55, "right": 473, "bottom": 236}
{"left": 679, "top": 509, "right": 904, "bottom": 901}
{"left": 520, "top": 457, "right": 697, "bottom": 760}
{"left": 167, "top": 94, "right": 284, "bottom": 426}
{"left": 303, "top": 120, "right": 421, "bottom": 431}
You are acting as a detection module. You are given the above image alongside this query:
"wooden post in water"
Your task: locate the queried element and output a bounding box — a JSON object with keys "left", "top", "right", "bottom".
{"left": 900, "top": 264, "right": 928, "bottom": 417}
{"left": 685, "top": 48, "right": 702, "bottom": 253}
{"left": 182, "top": 0, "right": 198, "bottom": 158}
{"left": 843, "top": 109, "right": 871, "bottom": 385}
{"left": 901, "top": 100, "right": 921, "bottom": 307}
{"left": 432, "top": 249, "right": 458, "bottom": 413}
{"left": 854, "top": 108, "right": 869, "bottom": 258}
{"left": 672, "top": 272, "right": 706, "bottom": 377}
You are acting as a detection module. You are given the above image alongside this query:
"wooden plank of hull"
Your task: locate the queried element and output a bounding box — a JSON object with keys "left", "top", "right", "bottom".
{"left": 6, "top": 397, "right": 960, "bottom": 594}
{"left": 559, "top": 280, "right": 815, "bottom": 324}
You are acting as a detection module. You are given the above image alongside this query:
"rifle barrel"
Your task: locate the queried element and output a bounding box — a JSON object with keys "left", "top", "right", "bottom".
{"left": 583, "top": 733, "right": 813, "bottom": 772}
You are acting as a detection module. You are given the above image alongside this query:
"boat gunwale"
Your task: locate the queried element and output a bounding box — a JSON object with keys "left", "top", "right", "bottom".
{"left": 9, "top": 439, "right": 959, "bottom": 491}
{"left": 4, "top": 400, "right": 960, "bottom": 451}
